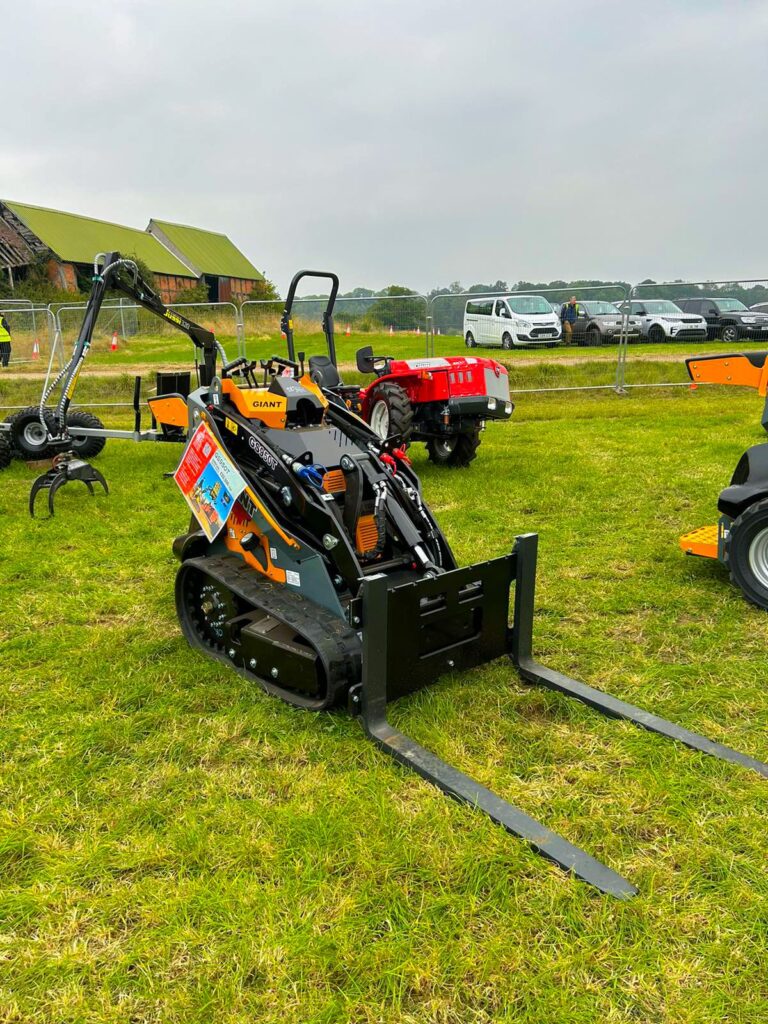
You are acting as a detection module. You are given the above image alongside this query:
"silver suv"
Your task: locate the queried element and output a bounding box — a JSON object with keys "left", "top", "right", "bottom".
{"left": 570, "top": 300, "right": 641, "bottom": 346}
{"left": 620, "top": 299, "right": 708, "bottom": 342}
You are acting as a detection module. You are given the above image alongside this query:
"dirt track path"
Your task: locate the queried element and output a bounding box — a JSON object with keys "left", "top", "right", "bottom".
{"left": 0, "top": 350, "right": 690, "bottom": 381}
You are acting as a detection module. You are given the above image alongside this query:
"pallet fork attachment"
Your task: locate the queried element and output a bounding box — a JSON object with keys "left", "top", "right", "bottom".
{"left": 355, "top": 533, "right": 768, "bottom": 898}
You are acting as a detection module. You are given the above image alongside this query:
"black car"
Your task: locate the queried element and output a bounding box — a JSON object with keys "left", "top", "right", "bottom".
{"left": 674, "top": 297, "right": 768, "bottom": 343}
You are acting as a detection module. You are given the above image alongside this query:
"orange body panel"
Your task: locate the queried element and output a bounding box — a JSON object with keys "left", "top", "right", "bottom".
{"left": 148, "top": 394, "right": 189, "bottom": 428}
{"left": 687, "top": 354, "right": 768, "bottom": 396}
{"left": 322, "top": 469, "right": 347, "bottom": 494}
{"left": 223, "top": 501, "right": 287, "bottom": 583}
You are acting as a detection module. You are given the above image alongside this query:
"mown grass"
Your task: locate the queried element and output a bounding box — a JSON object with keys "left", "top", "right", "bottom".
{"left": 1, "top": 385, "right": 768, "bottom": 1022}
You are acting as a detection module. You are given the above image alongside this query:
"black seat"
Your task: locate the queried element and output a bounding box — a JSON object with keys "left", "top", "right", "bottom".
{"left": 308, "top": 355, "right": 341, "bottom": 389}
{"left": 356, "top": 345, "right": 392, "bottom": 377}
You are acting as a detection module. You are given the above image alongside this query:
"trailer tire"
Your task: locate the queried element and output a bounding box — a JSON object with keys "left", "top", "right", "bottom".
{"left": 8, "top": 406, "right": 57, "bottom": 460}
{"left": 726, "top": 498, "right": 768, "bottom": 609}
{"left": 66, "top": 411, "right": 107, "bottom": 459}
{"left": 426, "top": 428, "right": 481, "bottom": 468}
{"left": 368, "top": 383, "right": 413, "bottom": 442}
{"left": 0, "top": 432, "right": 11, "bottom": 471}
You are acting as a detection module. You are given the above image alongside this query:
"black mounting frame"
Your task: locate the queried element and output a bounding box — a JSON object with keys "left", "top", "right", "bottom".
{"left": 356, "top": 532, "right": 768, "bottom": 898}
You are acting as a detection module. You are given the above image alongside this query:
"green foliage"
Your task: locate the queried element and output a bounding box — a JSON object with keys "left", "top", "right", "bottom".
{"left": 171, "top": 282, "right": 211, "bottom": 305}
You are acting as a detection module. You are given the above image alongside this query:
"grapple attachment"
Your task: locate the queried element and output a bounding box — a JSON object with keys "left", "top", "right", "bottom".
{"left": 29, "top": 453, "right": 109, "bottom": 518}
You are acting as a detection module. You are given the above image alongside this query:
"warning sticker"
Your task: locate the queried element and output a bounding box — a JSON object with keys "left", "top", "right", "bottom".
{"left": 286, "top": 570, "right": 301, "bottom": 587}
{"left": 174, "top": 422, "right": 247, "bottom": 541}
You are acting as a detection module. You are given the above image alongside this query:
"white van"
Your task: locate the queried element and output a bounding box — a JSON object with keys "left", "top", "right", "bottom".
{"left": 464, "top": 295, "right": 561, "bottom": 348}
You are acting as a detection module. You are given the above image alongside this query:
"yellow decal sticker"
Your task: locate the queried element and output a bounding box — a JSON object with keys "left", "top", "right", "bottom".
{"left": 225, "top": 417, "right": 239, "bottom": 435}
{"left": 164, "top": 310, "right": 183, "bottom": 326}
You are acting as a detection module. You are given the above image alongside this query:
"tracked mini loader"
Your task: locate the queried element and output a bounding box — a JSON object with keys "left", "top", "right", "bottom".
{"left": 28, "top": 256, "right": 768, "bottom": 897}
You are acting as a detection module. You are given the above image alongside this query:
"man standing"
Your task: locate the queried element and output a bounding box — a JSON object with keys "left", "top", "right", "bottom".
{"left": 0, "top": 313, "right": 11, "bottom": 368}
{"left": 561, "top": 296, "right": 578, "bottom": 345}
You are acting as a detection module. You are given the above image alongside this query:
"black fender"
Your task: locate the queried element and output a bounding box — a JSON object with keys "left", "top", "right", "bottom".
{"left": 718, "top": 443, "right": 768, "bottom": 518}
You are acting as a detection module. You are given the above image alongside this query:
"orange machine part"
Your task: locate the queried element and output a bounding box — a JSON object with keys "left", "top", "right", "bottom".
{"left": 148, "top": 394, "right": 188, "bottom": 428}
{"left": 322, "top": 469, "right": 346, "bottom": 494}
{"left": 679, "top": 524, "right": 719, "bottom": 560}
{"left": 355, "top": 514, "right": 380, "bottom": 556}
{"left": 687, "top": 354, "right": 768, "bottom": 396}
{"left": 223, "top": 501, "right": 287, "bottom": 582}
{"left": 221, "top": 378, "right": 288, "bottom": 427}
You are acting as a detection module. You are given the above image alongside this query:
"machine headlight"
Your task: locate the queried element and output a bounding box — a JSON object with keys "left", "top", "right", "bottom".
{"left": 487, "top": 397, "right": 497, "bottom": 411}
{"left": 504, "top": 401, "right": 513, "bottom": 414}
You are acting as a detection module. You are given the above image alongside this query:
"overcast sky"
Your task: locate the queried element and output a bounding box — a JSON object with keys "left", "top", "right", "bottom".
{"left": 5, "top": 0, "right": 768, "bottom": 293}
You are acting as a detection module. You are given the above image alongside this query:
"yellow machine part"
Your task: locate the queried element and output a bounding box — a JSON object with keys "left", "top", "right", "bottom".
{"left": 223, "top": 500, "right": 287, "bottom": 583}
{"left": 221, "top": 375, "right": 328, "bottom": 429}
{"left": 148, "top": 394, "right": 189, "bottom": 428}
{"left": 687, "top": 354, "right": 768, "bottom": 396}
{"left": 679, "top": 524, "right": 719, "bottom": 559}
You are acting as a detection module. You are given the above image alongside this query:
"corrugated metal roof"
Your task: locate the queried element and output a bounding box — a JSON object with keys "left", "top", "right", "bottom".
{"left": 4, "top": 201, "right": 196, "bottom": 277}
{"left": 149, "top": 219, "right": 263, "bottom": 281}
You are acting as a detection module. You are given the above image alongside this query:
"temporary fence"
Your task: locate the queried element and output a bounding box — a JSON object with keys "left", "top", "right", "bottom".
{"left": 240, "top": 293, "right": 431, "bottom": 365}
{"left": 615, "top": 277, "right": 768, "bottom": 392}
{"left": 0, "top": 305, "right": 58, "bottom": 368}
{"left": 3, "top": 275, "right": 768, "bottom": 399}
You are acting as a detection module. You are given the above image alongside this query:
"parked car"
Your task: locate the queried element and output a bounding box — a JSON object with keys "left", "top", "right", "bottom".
{"left": 750, "top": 302, "right": 768, "bottom": 315}
{"left": 619, "top": 299, "right": 708, "bottom": 342}
{"left": 464, "top": 295, "right": 561, "bottom": 348}
{"left": 674, "top": 297, "right": 768, "bottom": 342}
{"left": 569, "top": 300, "right": 641, "bottom": 346}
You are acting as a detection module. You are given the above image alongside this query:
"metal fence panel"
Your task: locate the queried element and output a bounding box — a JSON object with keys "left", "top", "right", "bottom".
{"left": 430, "top": 285, "right": 629, "bottom": 394}
{"left": 241, "top": 294, "right": 430, "bottom": 366}
{"left": 0, "top": 305, "right": 57, "bottom": 367}
{"left": 617, "top": 278, "right": 768, "bottom": 391}
{"left": 54, "top": 300, "right": 239, "bottom": 366}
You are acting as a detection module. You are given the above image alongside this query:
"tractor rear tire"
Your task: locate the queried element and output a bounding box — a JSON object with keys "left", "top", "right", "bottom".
{"left": 8, "top": 406, "right": 57, "bottom": 460}
{"left": 0, "top": 432, "right": 11, "bottom": 471}
{"left": 726, "top": 498, "right": 768, "bottom": 609}
{"left": 66, "top": 410, "right": 107, "bottom": 459}
{"left": 368, "top": 383, "right": 413, "bottom": 442}
{"left": 426, "top": 428, "right": 481, "bottom": 468}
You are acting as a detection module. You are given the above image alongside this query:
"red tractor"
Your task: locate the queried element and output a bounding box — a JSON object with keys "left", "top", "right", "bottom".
{"left": 284, "top": 272, "right": 514, "bottom": 467}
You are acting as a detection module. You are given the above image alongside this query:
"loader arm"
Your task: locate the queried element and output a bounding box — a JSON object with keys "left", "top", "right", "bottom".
{"left": 52, "top": 250, "right": 219, "bottom": 436}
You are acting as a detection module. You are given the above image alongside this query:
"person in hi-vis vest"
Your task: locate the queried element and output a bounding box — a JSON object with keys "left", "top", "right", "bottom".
{"left": 0, "top": 314, "right": 11, "bottom": 368}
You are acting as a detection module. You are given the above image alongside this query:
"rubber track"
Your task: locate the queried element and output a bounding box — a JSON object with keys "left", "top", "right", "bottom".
{"left": 178, "top": 555, "right": 362, "bottom": 709}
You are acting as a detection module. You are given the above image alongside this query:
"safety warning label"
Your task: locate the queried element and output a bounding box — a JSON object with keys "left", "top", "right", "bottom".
{"left": 174, "top": 421, "right": 247, "bottom": 541}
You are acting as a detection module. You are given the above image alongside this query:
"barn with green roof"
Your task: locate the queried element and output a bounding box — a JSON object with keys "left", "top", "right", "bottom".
{"left": 0, "top": 200, "right": 265, "bottom": 304}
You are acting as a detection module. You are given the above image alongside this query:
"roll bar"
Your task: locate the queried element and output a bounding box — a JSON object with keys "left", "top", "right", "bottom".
{"left": 280, "top": 270, "right": 340, "bottom": 365}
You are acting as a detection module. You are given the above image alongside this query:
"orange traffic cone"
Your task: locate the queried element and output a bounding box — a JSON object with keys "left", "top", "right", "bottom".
{"left": 345, "top": 324, "right": 351, "bottom": 336}
{"left": 416, "top": 326, "right": 421, "bottom": 336}
{"left": 689, "top": 383, "right": 698, "bottom": 391}
{"left": 389, "top": 325, "right": 394, "bottom": 336}
{"left": 31, "top": 338, "right": 40, "bottom": 360}
{"left": 110, "top": 331, "right": 118, "bottom": 352}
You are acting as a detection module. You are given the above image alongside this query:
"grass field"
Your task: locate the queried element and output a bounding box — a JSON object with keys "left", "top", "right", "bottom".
{"left": 2, "top": 383, "right": 768, "bottom": 1022}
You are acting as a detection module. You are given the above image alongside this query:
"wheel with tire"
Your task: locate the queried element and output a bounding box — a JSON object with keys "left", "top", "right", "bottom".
{"left": 585, "top": 326, "right": 601, "bottom": 347}
{"left": 726, "top": 498, "right": 768, "bottom": 609}
{"left": 426, "top": 428, "right": 481, "bottom": 468}
{"left": 367, "top": 382, "right": 413, "bottom": 441}
{"left": 648, "top": 324, "right": 666, "bottom": 344}
{"left": 66, "top": 410, "right": 107, "bottom": 459}
{"left": 465, "top": 331, "right": 476, "bottom": 348}
{"left": 721, "top": 324, "right": 740, "bottom": 344}
{"left": 8, "top": 406, "right": 57, "bottom": 460}
{"left": 0, "top": 432, "right": 11, "bottom": 471}
{"left": 501, "top": 333, "right": 513, "bottom": 350}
